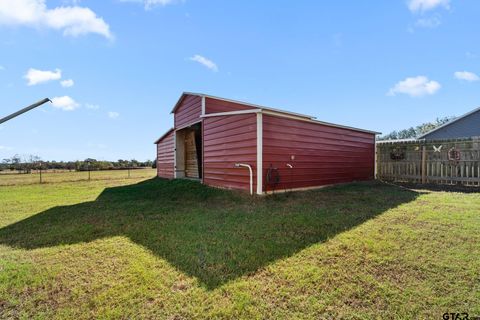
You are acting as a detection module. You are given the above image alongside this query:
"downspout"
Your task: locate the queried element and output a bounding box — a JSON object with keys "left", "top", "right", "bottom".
{"left": 234, "top": 163, "right": 253, "bottom": 195}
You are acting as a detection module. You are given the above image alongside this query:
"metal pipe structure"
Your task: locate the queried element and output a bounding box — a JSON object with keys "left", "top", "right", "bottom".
{"left": 286, "top": 163, "right": 293, "bottom": 193}
{"left": 0, "top": 98, "right": 51, "bottom": 125}
{"left": 234, "top": 163, "right": 253, "bottom": 195}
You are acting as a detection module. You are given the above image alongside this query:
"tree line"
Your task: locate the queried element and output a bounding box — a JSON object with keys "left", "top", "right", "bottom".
{"left": 378, "top": 116, "right": 455, "bottom": 141}
{"left": 0, "top": 155, "right": 156, "bottom": 173}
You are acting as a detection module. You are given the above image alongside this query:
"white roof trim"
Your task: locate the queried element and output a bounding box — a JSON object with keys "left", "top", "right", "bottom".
{"left": 417, "top": 106, "right": 480, "bottom": 139}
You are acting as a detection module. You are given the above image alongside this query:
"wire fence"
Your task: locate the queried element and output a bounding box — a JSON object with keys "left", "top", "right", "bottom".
{"left": 0, "top": 168, "right": 157, "bottom": 186}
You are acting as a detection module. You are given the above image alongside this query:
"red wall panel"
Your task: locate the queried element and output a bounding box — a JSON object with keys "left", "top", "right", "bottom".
{"left": 174, "top": 95, "right": 202, "bottom": 129}
{"left": 203, "top": 114, "right": 258, "bottom": 192}
{"left": 205, "top": 97, "right": 255, "bottom": 114}
{"left": 262, "top": 115, "right": 375, "bottom": 191}
{"left": 156, "top": 131, "right": 175, "bottom": 179}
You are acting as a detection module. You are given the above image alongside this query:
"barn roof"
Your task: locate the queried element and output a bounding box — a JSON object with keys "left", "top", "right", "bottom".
{"left": 171, "top": 92, "right": 315, "bottom": 120}
{"left": 418, "top": 106, "right": 480, "bottom": 139}
{"left": 171, "top": 92, "right": 380, "bottom": 135}
{"left": 154, "top": 128, "right": 174, "bottom": 144}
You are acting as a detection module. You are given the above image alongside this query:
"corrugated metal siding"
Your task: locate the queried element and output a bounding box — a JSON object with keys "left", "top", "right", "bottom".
{"left": 422, "top": 109, "right": 480, "bottom": 140}
{"left": 156, "top": 130, "right": 175, "bottom": 179}
{"left": 203, "top": 114, "right": 257, "bottom": 191}
{"left": 174, "top": 94, "right": 202, "bottom": 129}
{"left": 262, "top": 115, "right": 375, "bottom": 191}
{"left": 205, "top": 97, "right": 255, "bottom": 114}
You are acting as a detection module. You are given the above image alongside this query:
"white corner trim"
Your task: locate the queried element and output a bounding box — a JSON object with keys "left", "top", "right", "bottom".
{"left": 256, "top": 112, "right": 263, "bottom": 195}
{"left": 201, "top": 95, "right": 206, "bottom": 115}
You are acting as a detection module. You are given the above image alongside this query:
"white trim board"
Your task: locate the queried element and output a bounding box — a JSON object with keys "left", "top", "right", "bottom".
{"left": 256, "top": 112, "right": 263, "bottom": 195}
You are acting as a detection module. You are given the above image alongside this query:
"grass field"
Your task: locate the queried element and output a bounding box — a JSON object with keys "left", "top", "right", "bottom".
{"left": 0, "top": 174, "right": 478, "bottom": 319}
{"left": 0, "top": 168, "right": 156, "bottom": 186}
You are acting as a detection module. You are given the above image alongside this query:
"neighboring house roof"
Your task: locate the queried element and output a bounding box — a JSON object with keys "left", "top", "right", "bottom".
{"left": 154, "top": 128, "right": 174, "bottom": 144}
{"left": 418, "top": 106, "right": 480, "bottom": 140}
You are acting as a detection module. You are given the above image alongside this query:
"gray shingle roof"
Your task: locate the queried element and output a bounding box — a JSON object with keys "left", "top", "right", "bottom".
{"left": 418, "top": 106, "right": 480, "bottom": 140}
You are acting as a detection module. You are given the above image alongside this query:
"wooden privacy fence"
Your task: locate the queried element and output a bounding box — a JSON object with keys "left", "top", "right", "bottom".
{"left": 376, "top": 137, "right": 480, "bottom": 186}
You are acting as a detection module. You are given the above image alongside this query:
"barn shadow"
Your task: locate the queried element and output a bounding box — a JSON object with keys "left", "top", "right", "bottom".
{"left": 0, "top": 179, "right": 419, "bottom": 289}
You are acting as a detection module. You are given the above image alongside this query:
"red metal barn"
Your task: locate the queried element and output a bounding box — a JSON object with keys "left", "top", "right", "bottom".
{"left": 155, "top": 92, "right": 379, "bottom": 195}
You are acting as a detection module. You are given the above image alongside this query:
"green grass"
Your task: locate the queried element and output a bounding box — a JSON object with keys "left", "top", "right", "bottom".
{"left": 0, "top": 175, "right": 478, "bottom": 319}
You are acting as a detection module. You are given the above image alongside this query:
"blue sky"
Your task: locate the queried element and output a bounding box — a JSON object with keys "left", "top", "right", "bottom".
{"left": 0, "top": 0, "right": 479, "bottom": 161}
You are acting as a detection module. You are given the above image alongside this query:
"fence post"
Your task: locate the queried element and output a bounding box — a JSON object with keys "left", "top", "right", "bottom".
{"left": 421, "top": 145, "right": 427, "bottom": 184}
{"left": 374, "top": 141, "right": 378, "bottom": 180}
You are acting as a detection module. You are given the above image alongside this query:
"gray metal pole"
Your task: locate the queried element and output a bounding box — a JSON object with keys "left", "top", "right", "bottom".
{"left": 0, "top": 98, "right": 51, "bottom": 125}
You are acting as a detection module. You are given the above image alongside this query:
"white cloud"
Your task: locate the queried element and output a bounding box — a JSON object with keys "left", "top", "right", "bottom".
{"left": 108, "top": 111, "right": 119, "bottom": 119}
{"left": 60, "top": 79, "right": 74, "bottom": 87}
{"left": 388, "top": 76, "right": 441, "bottom": 97}
{"left": 119, "top": 0, "right": 177, "bottom": 10}
{"left": 189, "top": 54, "right": 218, "bottom": 72}
{"left": 407, "top": 0, "right": 450, "bottom": 13}
{"left": 24, "top": 68, "right": 61, "bottom": 85}
{"left": 0, "top": 0, "right": 113, "bottom": 39}
{"left": 85, "top": 103, "right": 100, "bottom": 110}
{"left": 415, "top": 15, "right": 441, "bottom": 28}
{"left": 454, "top": 71, "right": 479, "bottom": 82}
{"left": 51, "top": 96, "right": 80, "bottom": 111}
{"left": 0, "top": 145, "right": 13, "bottom": 151}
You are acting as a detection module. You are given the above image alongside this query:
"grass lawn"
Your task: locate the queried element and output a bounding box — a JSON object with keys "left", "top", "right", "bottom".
{"left": 0, "top": 176, "right": 478, "bottom": 319}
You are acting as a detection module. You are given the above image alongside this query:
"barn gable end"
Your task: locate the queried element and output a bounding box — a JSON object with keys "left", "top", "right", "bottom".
{"left": 174, "top": 94, "right": 203, "bottom": 129}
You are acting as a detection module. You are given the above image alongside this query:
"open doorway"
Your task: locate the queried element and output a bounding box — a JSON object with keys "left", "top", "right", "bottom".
{"left": 175, "top": 123, "right": 202, "bottom": 180}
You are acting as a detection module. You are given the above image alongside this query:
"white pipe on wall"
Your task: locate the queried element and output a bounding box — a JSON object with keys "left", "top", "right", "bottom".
{"left": 234, "top": 163, "right": 253, "bottom": 195}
